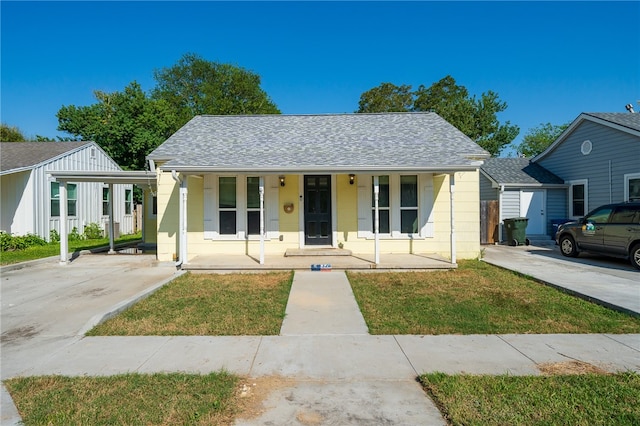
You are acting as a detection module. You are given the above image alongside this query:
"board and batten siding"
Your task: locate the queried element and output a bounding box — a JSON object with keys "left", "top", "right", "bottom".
{"left": 33, "top": 144, "right": 133, "bottom": 240}
{"left": 537, "top": 120, "right": 640, "bottom": 212}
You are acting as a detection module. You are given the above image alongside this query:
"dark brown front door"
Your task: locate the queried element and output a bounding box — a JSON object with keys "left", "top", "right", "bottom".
{"left": 304, "top": 175, "right": 331, "bottom": 245}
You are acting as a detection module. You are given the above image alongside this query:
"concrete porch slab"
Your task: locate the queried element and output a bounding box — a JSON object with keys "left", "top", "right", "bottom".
{"left": 183, "top": 253, "right": 456, "bottom": 272}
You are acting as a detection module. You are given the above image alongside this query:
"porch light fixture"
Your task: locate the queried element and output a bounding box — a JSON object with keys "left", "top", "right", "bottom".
{"left": 349, "top": 174, "right": 355, "bottom": 185}
{"left": 279, "top": 176, "right": 285, "bottom": 187}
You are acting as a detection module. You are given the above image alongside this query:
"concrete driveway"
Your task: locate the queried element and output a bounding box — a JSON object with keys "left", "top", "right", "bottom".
{"left": 1, "top": 254, "right": 179, "bottom": 379}
{"left": 482, "top": 243, "right": 639, "bottom": 316}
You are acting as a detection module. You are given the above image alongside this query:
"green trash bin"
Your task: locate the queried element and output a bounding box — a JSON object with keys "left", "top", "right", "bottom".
{"left": 504, "top": 217, "right": 529, "bottom": 246}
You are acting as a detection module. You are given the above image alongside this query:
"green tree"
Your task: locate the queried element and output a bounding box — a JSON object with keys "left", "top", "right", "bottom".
{"left": 57, "top": 81, "right": 178, "bottom": 170}
{"left": 516, "top": 122, "right": 570, "bottom": 157}
{"left": 1, "top": 124, "right": 26, "bottom": 141}
{"left": 356, "top": 82, "right": 414, "bottom": 113}
{"left": 356, "top": 75, "right": 520, "bottom": 156}
{"left": 152, "top": 53, "right": 280, "bottom": 129}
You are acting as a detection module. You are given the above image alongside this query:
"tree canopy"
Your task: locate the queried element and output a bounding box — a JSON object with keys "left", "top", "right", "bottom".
{"left": 56, "top": 54, "right": 281, "bottom": 170}
{"left": 515, "top": 122, "right": 570, "bottom": 158}
{"left": 152, "top": 53, "right": 280, "bottom": 128}
{"left": 1, "top": 124, "right": 27, "bottom": 142}
{"left": 57, "top": 82, "right": 178, "bottom": 170}
{"left": 356, "top": 76, "right": 519, "bottom": 156}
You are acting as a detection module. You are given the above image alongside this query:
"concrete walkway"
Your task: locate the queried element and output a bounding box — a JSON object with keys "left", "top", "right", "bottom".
{"left": 280, "top": 271, "right": 368, "bottom": 336}
{"left": 2, "top": 252, "right": 640, "bottom": 425}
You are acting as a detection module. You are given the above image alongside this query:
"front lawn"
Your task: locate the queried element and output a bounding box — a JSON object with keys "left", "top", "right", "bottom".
{"left": 348, "top": 260, "right": 640, "bottom": 334}
{"left": 4, "top": 372, "right": 241, "bottom": 425}
{"left": 420, "top": 371, "right": 640, "bottom": 425}
{"left": 87, "top": 272, "right": 293, "bottom": 336}
{"left": 0, "top": 232, "right": 142, "bottom": 266}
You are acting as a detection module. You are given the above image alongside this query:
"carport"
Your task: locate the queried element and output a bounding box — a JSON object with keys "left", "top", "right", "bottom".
{"left": 48, "top": 170, "right": 157, "bottom": 264}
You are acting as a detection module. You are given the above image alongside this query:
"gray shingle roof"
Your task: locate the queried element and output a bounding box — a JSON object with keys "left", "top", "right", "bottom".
{"left": 584, "top": 112, "right": 640, "bottom": 132}
{"left": 149, "top": 113, "right": 490, "bottom": 173}
{"left": 481, "top": 158, "right": 565, "bottom": 186}
{"left": 1, "top": 141, "right": 92, "bottom": 174}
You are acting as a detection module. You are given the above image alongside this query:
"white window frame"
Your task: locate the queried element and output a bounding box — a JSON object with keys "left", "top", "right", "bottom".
{"left": 51, "top": 182, "right": 77, "bottom": 217}
{"left": 246, "top": 176, "right": 261, "bottom": 237}
{"left": 568, "top": 179, "right": 588, "bottom": 218}
{"left": 124, "top": 189, "right": 132, "bottom": 215}
{"left": 102, "top": 186, "right": 110, "bottom": 217}
{"left": 358, "top": 173, "right": 434, "bottom": 239}
{"left": 204, "top": 174, "right": 279, "bottom": 241}
{"left": 624, "top": 173, "right": 640, "bottom": 202}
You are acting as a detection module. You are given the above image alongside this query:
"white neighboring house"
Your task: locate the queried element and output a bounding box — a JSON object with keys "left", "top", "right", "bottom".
{"left": 0, "top": 141, "right": 134, "bottom": 240}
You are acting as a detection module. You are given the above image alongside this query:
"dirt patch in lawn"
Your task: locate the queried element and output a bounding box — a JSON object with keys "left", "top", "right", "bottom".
{"left": 235, "top": 376, "right": 296, "bottom": 420}
{"left": 537, "top": 360, "right": 609, "bottom": 375}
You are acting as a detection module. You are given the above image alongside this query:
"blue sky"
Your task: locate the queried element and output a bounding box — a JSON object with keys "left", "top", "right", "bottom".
{"left": 1, "top": 1, "right": 638, "bottom": 156}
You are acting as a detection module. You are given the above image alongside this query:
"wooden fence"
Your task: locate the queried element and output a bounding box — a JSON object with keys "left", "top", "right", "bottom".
{"left": 480, "top": 200, "right": 499, "bottom": 244}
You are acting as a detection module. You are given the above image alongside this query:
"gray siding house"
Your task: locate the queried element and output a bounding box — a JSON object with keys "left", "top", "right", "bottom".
{"left": 534, "top": 113, "right": 640, "bottom": 217}
{"left": 481, "top": 112, "right": 640, "bottom": 243}
{"left": 0, "top": 141, "right": 134, "bottom": 240}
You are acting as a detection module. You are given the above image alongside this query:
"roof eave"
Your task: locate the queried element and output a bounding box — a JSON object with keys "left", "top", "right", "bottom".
{"left": 159, "top": 165, "right": 482, "bottom": 174}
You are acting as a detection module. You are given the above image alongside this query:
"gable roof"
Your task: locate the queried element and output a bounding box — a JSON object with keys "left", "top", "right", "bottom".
{"left": 149, "top": 113, "right": 490, "bottom": 173}
{"left": 480, "top": 157, "right": 565, "bottom": 188}
{"left": 0, "top": 141, "right": 93, "bottom": 175}
{"left": 533, "top": 112, "right": 640, "bottom": 162}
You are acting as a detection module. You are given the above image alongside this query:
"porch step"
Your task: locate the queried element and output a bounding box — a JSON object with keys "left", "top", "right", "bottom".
{"left": 285, "top": 248, "right": 353, "bottom": 257}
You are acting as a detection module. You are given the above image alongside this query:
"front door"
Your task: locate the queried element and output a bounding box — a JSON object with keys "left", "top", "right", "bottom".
{"left": 304, "top": 175, "right": 331, "bottom": 245}
{"left": 520, "top": 190, "right": 545, "bottom": 234}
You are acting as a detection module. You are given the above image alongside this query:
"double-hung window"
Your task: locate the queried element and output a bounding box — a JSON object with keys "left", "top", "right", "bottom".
{"left": 51, "top": 182, "right": 77, "bottom": 217}
{"left": 625, "top": 173, "right": 640, "bottom": 202}
{"left": 125, "top": 189, "right": 132, "bottom": 215}
{"left": 371, "top": 176, "right": 390, "bottom": 233}
{"left": 569, "top": 180, "right": 587, "bottom": 218}
{"left": 247, "top": 177, "right": 261, "bottom": 235}
{"left": 102, "top": 187, "right": 110, "bottom": 216}
{"left": 219, "top": 177, "right": 237, "bottom": 235}
{"left": 400, "top": 175, "right": 418, "bottom": 233}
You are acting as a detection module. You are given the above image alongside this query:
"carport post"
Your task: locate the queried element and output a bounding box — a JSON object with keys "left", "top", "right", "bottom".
{"left": 59, "top": 181, "right": 68, "bottom": 264}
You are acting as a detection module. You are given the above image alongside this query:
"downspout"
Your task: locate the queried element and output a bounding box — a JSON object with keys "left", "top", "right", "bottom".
{"left": 171, "top": 170, "right": 187, "bottom": 267}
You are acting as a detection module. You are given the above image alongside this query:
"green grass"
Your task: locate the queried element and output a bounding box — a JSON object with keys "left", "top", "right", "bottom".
{"left": 348, "top": 259, "right": 640, "bottom": 334}
{"left": 87, "top": 272, "right": 293, "bottom": 336}
{"left": 420, "top": 371, "right": 640, "bottom": 425}
{"left": 0, "top": 232, "right": 143, "bottom": 266}
{"left": 4, "top": 372, "right": 241, "bottom": 425}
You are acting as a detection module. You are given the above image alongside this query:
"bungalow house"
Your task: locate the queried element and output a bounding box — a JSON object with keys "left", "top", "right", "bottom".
{"left": 0, "top": 141, "right": 134, "bottom": 240}
{"left": 480, "top": 112, "right": 640, "bottom": 242}
{"left": 147, "top": 112, "right": 490, "bottom": 266}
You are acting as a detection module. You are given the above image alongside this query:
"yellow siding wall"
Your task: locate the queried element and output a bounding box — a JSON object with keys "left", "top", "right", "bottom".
{"left": 143, "top": 189, "right": 157, "bottom": 244}
{"left": 155, "top": 171, "right": 481, "bottom": 262}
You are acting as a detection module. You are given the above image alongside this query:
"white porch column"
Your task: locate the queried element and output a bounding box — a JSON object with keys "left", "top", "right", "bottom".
{"left": 59, "top": 181, "right": 68, "bottom": 264}
{"left": 180, "top": 178, "right": 188, "bottom": 265}
{"left": 450, "top": 173, "right": 456, "bottom": 264}
{"left": 373, "top": 176, "right": 380, "bottom": 265}
{"left": 108, "top": 183, "right": 116, "bottom": 254}
{"left": 259, "top": 176, "right": 265, "bottom": 265}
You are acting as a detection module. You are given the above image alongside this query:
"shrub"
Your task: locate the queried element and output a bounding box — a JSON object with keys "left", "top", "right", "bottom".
{"left": 68, "top": 227, "right": 84, "bottom": 242}
{"left": 0, "top": 232, "right": 47, "bottom": 251}
{"left": 84, "top": 223, "right": 103, "bottom": 240}
{"left": 49, "top": 229, "right": 60, "bottom": 243}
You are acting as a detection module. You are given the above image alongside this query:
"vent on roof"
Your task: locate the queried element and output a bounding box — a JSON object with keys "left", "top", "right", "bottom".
{"left": 626, "top": 104, "right": 636, "bottom": 113}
